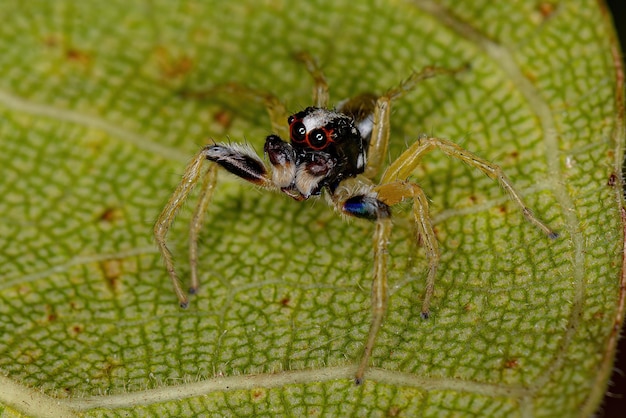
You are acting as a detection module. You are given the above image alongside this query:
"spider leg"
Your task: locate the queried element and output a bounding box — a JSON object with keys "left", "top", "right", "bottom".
{"left": 330, "top": 181, "right": 394, "bottom": 384}
{"left": 381, "top": 136, "right": 558, "bottom": 238}
{"left": 376, "top": 181, "right": 440, "bottom": 319}
{"left": 189, "top": 164, "right": 218, "bottom": 294}
{"left": 154, "top": 144, "right": 274, "bottom": 307}
{"left": 183, "top": 52, "right": 335, "bottom": 134}
{"left": 294, "top": 51, "right": 329, "bottom": 108}
{"left": 182, "top": 83, "right": 290, "bottom": 139}
{"left": 155, "top": 149, "right": 213, "bottom": 307}
{"left": 338, "top": 180, "right": 439, "bottom": 384}
{"left": 364, "top": 65, "right": 468, "bottom": 180}
{"left": 355, "top": 216, "right": 392, "bottom": 385}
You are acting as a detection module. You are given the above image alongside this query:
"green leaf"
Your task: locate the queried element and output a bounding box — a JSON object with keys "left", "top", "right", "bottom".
{"left": 1, "top": 0, "right": 624, "bottom": 416}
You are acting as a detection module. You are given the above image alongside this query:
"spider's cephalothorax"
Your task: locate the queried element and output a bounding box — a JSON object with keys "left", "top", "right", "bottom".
{"left": 266, "top": 106, "right": 369, "bottom": 201}
{"left": 154, "top": 57, "right": 558, "bottom": 385}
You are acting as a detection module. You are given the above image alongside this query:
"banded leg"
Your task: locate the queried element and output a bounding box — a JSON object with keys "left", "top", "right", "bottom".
{"left": 381, "top": 136, "right": 558, "bottom": 238}
{"left": 364, "top": 65, "right": 469, "bottom": 180}
{"left": 154, "top": 144, "right": 274, "bottom": 307}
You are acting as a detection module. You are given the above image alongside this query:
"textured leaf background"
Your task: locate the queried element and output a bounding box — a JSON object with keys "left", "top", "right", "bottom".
{"left": 0, "top": 1, "right": 624, "bottom": 417}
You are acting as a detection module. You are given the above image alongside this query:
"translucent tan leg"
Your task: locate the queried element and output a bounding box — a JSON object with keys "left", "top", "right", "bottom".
{"left": 154, "top": 148, "right": 216, "bottom": 307}
{"left": 188, "top": 164, "right": 219, "bottom": 294}
{"left": 355, "top": 216, "right": 392, "bottom": 384}
{"left": 353, "top": 180, "right": 439, "bottom": 383}
{"left": 376, "top": 182, "right": 440, "bottom": 318}
{"left": 364, "top": 66, "right": 469, "bottom": 180}
{"left": 182, "top": 83, "right": 290, "bottom": 139}
{"left": 183, "top": 52, "right": 332, "bottom": 138}
{"left": 154, "top": 146, "right": 274, "bottom": 307}
{"left": 353, "top": 132, "right": 558, "bottom": 382}
{"left": 381, "top": 136, "right": 558, "bottom": 238}
{"left": 294, "top": 51, "right": 329, "bottom": 108}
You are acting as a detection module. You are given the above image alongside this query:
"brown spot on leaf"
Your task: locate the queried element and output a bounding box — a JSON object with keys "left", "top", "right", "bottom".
{"left": 65, "top": 48, "right": 91, "bottom": 66}
{"left": 388, "top": 406, "right": 402, "bottom": 417}
{"left": 537, "top": 2, "right": 557, "bottom": 19}
{"left": 504, "top": 358, "right": 519, "bottom": 369}
{"left": 251, "top": 388, "right": 266, "bottom": 401}
{"left": 43, "top": 304, "right": 57, "bottom": 323}
{"left": 70, "top": 324, "right": 84, "bottom": 337}
{"left": 98, "top": 206, "right": 123, "bottom": 223}
{"left": 93, "top": 357, "right": 123, "bottom": 380}
{"left": 154, "top": 46, "right": 194, "bottom": 79}
{"left": 41, "top": 35, "right": 92, "bottom": 69}
{"left": 100, "top": 259, "right": 123, "bottom": 292}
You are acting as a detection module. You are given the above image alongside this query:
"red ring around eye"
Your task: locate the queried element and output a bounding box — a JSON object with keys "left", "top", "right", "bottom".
{"left": 290, "top": 120, "right": 307, "bottom": 143}
{"left": 306, "top": 128, "right": 333, "bottom": 150}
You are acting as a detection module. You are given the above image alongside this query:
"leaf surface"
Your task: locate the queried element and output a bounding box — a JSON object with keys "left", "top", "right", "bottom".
{"left": 0, "top": 1, "right": 624, "bottom": 417}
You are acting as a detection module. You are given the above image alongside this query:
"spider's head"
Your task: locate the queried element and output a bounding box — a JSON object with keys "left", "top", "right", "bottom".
{"left": 265, "top": 107, "right": 368, "bottom": 200}
{"left": 288, "top": 107, "right": 367, "bottom": 175}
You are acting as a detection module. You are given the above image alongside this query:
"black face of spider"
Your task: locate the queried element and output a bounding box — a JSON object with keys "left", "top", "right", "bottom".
{"left": 263, "top": 107, "right": 368, "bottom": 200}
{"left": 288, "top": 107, "right": 367, "bottom": 169}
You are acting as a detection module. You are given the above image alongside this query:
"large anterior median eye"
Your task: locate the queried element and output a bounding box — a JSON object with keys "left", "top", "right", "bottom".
{"left": 290, "top": 120, "right": 307, "bottom": 143}
{"left": 307, "top": 128, "right": 329, "bottom": 150}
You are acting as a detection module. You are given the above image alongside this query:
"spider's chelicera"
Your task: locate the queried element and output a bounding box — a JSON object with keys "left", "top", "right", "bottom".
{"left": 154, "top": 55, "right": 558, "bottom": 384}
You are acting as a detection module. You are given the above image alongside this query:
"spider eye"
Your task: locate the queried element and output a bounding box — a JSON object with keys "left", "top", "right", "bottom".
{"left": 308, "top": 128, "right": 329, "bottom": 149}
{"left": 290, "top": 121, "right": 307, "bottom": 143}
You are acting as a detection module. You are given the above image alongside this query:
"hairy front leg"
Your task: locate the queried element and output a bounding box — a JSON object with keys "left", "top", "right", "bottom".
{"left": 155, "top": 143, "right": 274, "bottom": 307}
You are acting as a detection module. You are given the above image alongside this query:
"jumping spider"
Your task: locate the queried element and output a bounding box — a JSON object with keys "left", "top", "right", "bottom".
{"left": 154, "top": 54, "right": 558, "bottom": 384}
